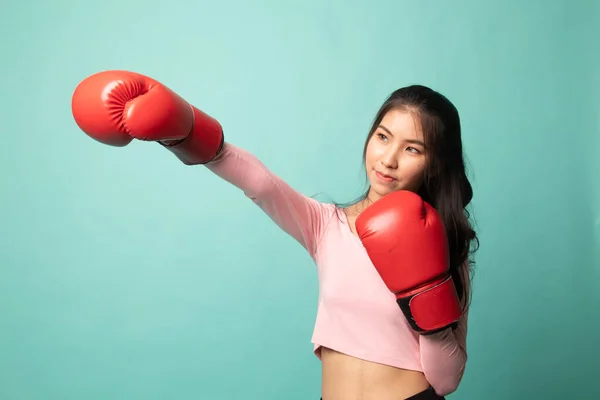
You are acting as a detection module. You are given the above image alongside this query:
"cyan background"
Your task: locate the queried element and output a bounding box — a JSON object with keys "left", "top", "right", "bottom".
{"left": 2, "top": 0, "right": 598, "bottom": 399}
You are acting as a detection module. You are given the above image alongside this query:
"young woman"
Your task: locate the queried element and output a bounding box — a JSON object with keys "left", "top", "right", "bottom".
{"left": 72, "top": 70, "right": 479, "bottom": 400}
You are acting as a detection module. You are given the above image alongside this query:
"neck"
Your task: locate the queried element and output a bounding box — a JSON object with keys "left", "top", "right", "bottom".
{"left": 365, "top": 188, "right": 382, "bottom": 205}
{"left": 352, "top": 189, "right": 378, "bottom": 214}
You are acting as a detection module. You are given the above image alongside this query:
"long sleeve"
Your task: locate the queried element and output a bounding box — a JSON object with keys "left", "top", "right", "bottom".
{"left": 204, "top": 142, "right": 332, "bottom": 256}
{"left": 419, "top": 263, "right": 471, "bottom": 396}
{"left": 419, "top": 312, "right": 468, "bottom": 396}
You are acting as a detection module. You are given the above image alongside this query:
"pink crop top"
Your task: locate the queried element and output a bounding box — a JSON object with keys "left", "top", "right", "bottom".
{"left": 205, "top": 142, "right": 469, "bottom": 396}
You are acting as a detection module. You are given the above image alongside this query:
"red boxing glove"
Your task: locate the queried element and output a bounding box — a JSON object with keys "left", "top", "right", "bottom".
{"left": 356, "top": 190, "right": 462, "bottom": 334}
{"left": 71, "top": 70, "right": 223, "bottom": 164}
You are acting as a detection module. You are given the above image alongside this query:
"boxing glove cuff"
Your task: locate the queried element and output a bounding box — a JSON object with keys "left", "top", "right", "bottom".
{"left": 397, "top": 275, "right": 462, "bottom": 335}
{"left": 161, "top": 105, "right": 224, "bottom": 165}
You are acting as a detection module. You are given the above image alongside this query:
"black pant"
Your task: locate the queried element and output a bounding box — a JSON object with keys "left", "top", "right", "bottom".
{"left": 320, "top": 385, "right": 445, "bottom": 400}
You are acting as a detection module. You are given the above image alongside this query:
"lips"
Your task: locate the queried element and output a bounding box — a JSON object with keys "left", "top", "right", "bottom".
{"left": 375, "top": 170, "right": 395, "bottom": 182}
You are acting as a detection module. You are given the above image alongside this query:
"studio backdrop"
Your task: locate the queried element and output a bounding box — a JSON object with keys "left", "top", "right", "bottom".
{"left": 2, "top": 0, "right": 598, "bottom": 399}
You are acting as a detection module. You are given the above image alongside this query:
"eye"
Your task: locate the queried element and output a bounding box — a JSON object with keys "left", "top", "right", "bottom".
{"left": 377, "top": 133, "right": 388, "bottom": 142}
{"left": 407, "top": 146, "right": 420, "bottom": 153}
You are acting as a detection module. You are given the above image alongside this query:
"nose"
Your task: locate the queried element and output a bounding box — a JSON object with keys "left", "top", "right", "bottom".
{"left": 380, "top": 146, "right": 399, "bottom": 169}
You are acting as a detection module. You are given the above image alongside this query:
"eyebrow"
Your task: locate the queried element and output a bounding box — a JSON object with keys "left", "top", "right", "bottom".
{"left": 378, "top": 124, "right": 426, "bottom": 148}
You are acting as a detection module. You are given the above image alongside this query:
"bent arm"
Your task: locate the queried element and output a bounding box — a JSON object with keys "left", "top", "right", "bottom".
{"left": 419, "top": 262, "right": 471, "bottom": 396}
{"left": 419, "top": 312, "right": 468, "bottom": 396}
{"left": 204, "top": 142, "right": 331, "bottom": 256}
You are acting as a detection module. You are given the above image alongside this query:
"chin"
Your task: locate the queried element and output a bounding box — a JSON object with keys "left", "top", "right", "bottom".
{"left": 368, "top": 182, "right": 395, "bottom": 200}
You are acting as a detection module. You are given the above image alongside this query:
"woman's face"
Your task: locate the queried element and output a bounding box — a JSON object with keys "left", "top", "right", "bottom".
{"left": 364, "top": 109, "right": 428, "bottom": 203}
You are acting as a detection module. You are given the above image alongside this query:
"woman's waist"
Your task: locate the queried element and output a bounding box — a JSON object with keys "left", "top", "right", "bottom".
{"left": 320, "top": 347, "right": 430, "bottom": 400}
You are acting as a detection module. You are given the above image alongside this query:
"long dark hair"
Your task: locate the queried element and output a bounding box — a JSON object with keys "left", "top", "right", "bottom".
{"left": 340, "top": 85, "right": 479, "bottom": 313}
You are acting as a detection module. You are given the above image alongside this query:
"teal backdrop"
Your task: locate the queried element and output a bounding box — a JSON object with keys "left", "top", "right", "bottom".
{"left": 2, "top": 0, "right": 598, "bottom": 399}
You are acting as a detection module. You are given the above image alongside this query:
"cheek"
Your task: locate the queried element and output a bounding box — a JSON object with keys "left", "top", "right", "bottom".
{"left": 413, "top": 164, "right": 427, "bottom": 181}
{"left": 364, "top": 143, "right": 375, "bottom": 164}
{"left": 404, "top": 159, "right": 426, "bottom": 178}
{"left": 365, "top": 141, "right": 383, "bottom": 161}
